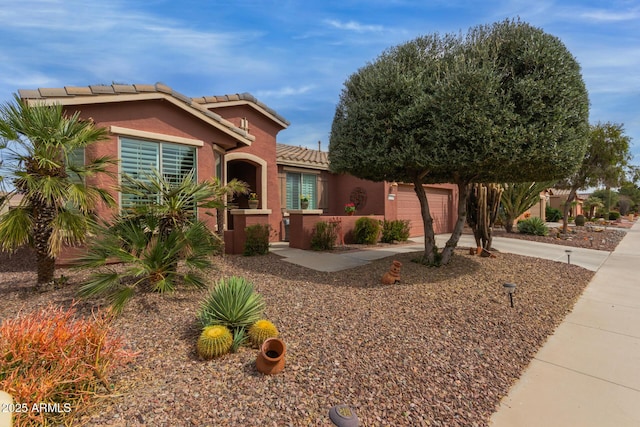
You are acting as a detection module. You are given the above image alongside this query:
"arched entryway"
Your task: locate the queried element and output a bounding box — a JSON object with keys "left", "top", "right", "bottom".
{"left": 224, "top": 153, "right": 268, "bottom": 231}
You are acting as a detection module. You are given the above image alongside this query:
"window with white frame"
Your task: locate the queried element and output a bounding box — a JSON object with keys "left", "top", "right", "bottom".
{"left": 120, "top": 137, "right": 196, "bottom": 209}
{"left": 285, "top": 172, "right": 317, "bottom": 209}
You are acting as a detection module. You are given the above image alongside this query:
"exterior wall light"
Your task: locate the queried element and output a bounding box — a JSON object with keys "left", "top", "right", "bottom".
{"left": 387, "top": 182, "right": 398, "bottom": 201}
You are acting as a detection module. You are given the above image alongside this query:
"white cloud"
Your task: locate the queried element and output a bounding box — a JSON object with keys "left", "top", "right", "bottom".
{"left": 324, "top": 19, "right": 385, "bottom": 33}
{"left": 578, "top": 8, "right": 640, "bottom": 22}
{"left": 0, "top": 0, "right": 273, "bottom": 93}
{"left": 255, "top": 85, "right": 316, "bottom": 99}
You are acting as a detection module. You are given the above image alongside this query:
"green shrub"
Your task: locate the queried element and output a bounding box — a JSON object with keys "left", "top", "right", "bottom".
{"left": 609, "top": 211, "right": 621, "bottom": 221}
{"left": 310, "top": 221, "right": 339, "bottom": 251}
{"left": 545, "top": 206, "right": 562, "bottom": 222}
{"left": 575, "top": 214, "right": 586, "bottom": 226}
{"left": 0, "top": 304, "right": 135, "bottom": 427}
{"left": 517, "top": 217, "right": 549, "bottom": 236}
{"left": 381, "top": 219, "right": 410, "bottom": 243}
{"left": 354, "top": 217, "right": 381, "bottom": 244}
{"left": 198, "top": 276, "right": 265, "bottom": 330}
{"left": 243, "top": 224, "right": 270, "bottom": 256}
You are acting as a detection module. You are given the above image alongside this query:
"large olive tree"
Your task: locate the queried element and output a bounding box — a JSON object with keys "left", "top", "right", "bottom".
{"left": 329, "top": 19, "right": 590, "bottom": 265}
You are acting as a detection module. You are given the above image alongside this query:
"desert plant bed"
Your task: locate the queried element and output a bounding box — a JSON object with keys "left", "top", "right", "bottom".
{"left": 0, "top": 246, "right": 594, "bottom": 426}
{"left": 490, "top": 226, "right": 627, "bottom": 251}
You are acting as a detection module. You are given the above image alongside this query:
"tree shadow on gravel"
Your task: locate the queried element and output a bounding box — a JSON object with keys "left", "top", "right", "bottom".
{"left": 0, "top": 247, "right": 37, "bottom": 272}
{"left": 221, "top": 249, "right": 482, "bottom": 289}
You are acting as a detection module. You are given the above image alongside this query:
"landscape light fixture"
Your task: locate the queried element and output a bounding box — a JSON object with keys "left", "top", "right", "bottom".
{"left": 329, "top": 404, "right": 359, "bottom": 427}
{"left": 565, "top": 249, "right": 572, "bottom": 264}
{"left": 503, "top": 283, "right": 516, "bottom": 308}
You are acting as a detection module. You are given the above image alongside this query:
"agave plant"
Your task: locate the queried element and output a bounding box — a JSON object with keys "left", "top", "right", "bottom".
{"left": 76, "top": 215, "right": 221, "bottom": 313}
{"left": 198, "top": 276, "right": 265, "bottom": 330}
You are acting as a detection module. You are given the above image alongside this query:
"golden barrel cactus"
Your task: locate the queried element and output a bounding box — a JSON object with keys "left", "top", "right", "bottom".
{"left": 248, "top": 319, "right": 279, "bottom": 347}
{"left": 197, "top": 325, "right": 233, "bottom": 359}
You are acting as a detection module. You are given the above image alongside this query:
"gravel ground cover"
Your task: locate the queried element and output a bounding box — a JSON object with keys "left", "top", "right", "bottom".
{"left": 473, "top": 220, "right": 631, "bottom": 252}
{"left": 0, "top": 243, "right": 597, "bottom": 426}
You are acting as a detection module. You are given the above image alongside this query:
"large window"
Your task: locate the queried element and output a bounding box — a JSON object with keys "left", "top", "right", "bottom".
{"left": 286, "top": 172, "right": 317, "bottom": 209}
{"left": 120, "top": 137, "right": 196, "bottom": 209}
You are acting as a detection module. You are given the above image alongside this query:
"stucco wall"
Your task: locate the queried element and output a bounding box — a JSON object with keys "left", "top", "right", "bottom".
{"left": 288, "top": 212, "right": 385, "bottom": 250}
{"left": 326, "top": 174, "right": 386, "bottom": 216}
{"left": 65, "top": 99, "right": 242, "bottom": 230}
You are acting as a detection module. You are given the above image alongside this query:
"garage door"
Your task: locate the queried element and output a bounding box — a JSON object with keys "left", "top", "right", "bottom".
{"left": 397, "top": 186, "right": 452, "bottom": 236}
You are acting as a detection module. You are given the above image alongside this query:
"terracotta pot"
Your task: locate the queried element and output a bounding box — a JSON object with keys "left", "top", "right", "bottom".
{"left": 381, "top": 260, "right": 402, "bottom": 285}
{"left": 346, "top": 211, "right": 354, "bottom": 216}
{"left": 248, "top": 200, "right": 259, "bottom": 209}
{"left": 256, "top": 337, "right": 286, "bottom": 375}
{"left": 300, "top": 201, "right": 309, "bottom": 209}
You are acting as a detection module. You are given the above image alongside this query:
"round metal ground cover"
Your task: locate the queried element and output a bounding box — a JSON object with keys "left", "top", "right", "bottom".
{"left": 329, "top": 404, "right": 359, "bottom": 427}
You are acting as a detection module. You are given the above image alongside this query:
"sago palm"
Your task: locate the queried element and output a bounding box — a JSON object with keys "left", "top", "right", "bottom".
{"left": 0, "top": 95, "right": 116, "bottom": 285}
{"left": 121, "top": 168, "right": 214, "bottom": 238}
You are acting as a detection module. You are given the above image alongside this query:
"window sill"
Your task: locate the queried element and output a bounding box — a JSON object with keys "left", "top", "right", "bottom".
{"left": 230, "top": 209, "right": 273, "bottom": 215}
{"left": 287, "top": 209, "right": 323, "bottom": 214}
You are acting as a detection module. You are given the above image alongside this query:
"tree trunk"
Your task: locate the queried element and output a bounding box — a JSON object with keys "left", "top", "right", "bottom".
{"left": 216, "top": 207, "right": 226, "bottom": 255}
{"left": 441, "top": 180, "right": 470, "bottom": 265}
{"left": 216, "top": 208, "right": 225, "bottom": 237}
{"left": 413, "top": 177, "right": 438, "bottom": 265}
{"left": 33, "top": 202, "right": 56, "bottom": 285}
{"left": 561, "top": 187, "right": 578, "bottom": 233}
{"left": 504, "top": 215, "right": 514, "bottom": 233}
{"left": 36, "top": 252, "right": 56, "bottom": 285}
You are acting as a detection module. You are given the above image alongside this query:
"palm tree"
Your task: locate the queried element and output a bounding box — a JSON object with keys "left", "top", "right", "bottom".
{"left": 77, "top": 171, "right": 235, "bottom": 313}
{"left": 121, "top": 170, "right": 248, "bottom": 239}
{"left": 583, "top": 196, "right": 604, "bottom": 219}
{"left": 121, "top": 168, "right": 217, "bottom": 239}
{"left": 0, "top": 95, "right": 116, "bottom": 286}
{"left": 76, "top": 213, "right": 220, "bottom": 313}
{"left": 202, "top": 177, "right": 249, "bottom": 238}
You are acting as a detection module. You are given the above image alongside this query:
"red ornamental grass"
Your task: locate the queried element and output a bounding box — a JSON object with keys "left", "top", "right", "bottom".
{"left": 0, "top": 303, "right": 136, "bottom": 426}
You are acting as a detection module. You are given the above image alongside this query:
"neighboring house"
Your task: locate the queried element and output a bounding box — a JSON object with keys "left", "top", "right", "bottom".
{"left": 548, "top": 188, "right": 584, "bottom": 217}
{"left": 18, "top": 83, "right": 457, "bottom": 252}
{"left": 0, "top": 193, "right": 23, "bottom": 216}
{"left": 518, "top": 189, "right": 548, "bottom": 222}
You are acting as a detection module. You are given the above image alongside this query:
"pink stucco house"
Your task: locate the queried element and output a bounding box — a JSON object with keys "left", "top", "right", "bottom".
{"left": 19, "top": 83, "right": 458, "bottom": 253}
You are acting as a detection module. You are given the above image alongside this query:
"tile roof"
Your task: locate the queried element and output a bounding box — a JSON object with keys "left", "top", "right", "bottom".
{"left": 549, "top": 188, "right": 585, "bottom": 200}
{"left": 276, "top": 143, "right": 329, "bottom": 170}
{"left": 193, "top": 92, "right": 290, "bottom": 128}
{"left": 17, "top": 83, "right": 287, "bottom": 143}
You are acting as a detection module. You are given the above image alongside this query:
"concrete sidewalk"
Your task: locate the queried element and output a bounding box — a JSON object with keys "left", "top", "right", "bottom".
{"left": 271, "top": 233, "right": 611, "bottom": 272}
{"left": 489, "top": 220, "right": 640, "bottom": 427}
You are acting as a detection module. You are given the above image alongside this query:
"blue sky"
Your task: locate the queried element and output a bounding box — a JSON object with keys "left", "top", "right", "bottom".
{"left": 1, "top": 0, "right": 639, "bottom": 164}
